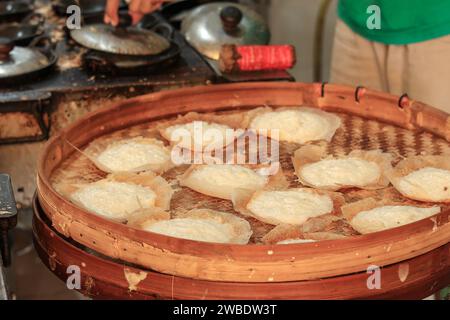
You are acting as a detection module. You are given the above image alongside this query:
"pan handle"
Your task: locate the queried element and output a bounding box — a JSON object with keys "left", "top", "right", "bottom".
{"left": 83, "top": 51, "right": 118, "bottom": 75}
{"left": 29, "top": 35, "right": 55, "bottom": 56}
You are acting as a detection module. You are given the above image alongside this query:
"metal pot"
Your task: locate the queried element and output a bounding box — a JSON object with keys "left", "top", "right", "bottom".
{"left": 0, "top": 36, "right": 58, "bottom": 84}
{"left": 181, "top": 2, "right": 270, "bottom": 60}
{"left": 0, "top": 13, "right": 45, "bottom": 46}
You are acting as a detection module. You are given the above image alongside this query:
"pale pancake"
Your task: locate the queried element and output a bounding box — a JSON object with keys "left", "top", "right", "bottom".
{"left": 300, "top": 158, "right": 381, "bottom": 189}
{"left": 94, "top": 138, "right": 172, "bottom": 173}
{"left": 249, "top": 107, "right": 341, "bottom": 144}
{"left": 246, "top": 188, "right": 334, "bottom": 225}
{"left": 397, "top": 167, "right": 450, "bottom": 202}
{"left": 139, "top": 209, "right": 252, "bottom": 244}
{"left": 179, "top": 164, "right": 268, "bottom": 200}
{"left": 350, "top": 205, "right": 441, "bottom": 234}
{"left": 71, "top": 180, "right": 157, "bottom": 221}
{"left": 161, "top": 121, "right": 234, "bottom": 151}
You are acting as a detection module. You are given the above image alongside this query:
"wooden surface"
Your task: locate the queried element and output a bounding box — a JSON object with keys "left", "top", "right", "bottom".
{"left": 32, "top": 196, "right": 450, "bottom": 300}
{"left": 36, "top": 82, "right": 450, "bottom": 283}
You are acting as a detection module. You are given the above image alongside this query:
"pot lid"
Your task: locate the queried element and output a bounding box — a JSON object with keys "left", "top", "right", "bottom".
{"left": 0, "top": 1, "right": 32, "bottom": 17}
{"left": 70, "top": 17, "right": 171, "bottom": 56}
{"left": 181, "top": 2, "right": 270, "bottom": 60}
{"left": 0, "top": 39, "right": 49, "bottom": 78}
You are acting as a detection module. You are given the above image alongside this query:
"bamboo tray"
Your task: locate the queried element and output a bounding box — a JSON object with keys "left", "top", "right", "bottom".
{"left": 32, "top": 196, "right": 450, "bottom": 299}
{"left": 36, "top": 82, "right": 450, "bottom": 283}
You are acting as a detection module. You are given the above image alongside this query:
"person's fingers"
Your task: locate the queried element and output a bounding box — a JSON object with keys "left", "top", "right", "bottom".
{"left": 129, "top": 0, "right": 144, "bottom": 25}
{"left": 148, "top": 2, "right": 163, "bottom": 13}
{"left": 140, "top": 0, "right": 163, "bottom": 15}
{"left": 130, "top": 12, "right": 144, "bottom": 25}
{"left": 140, "top": 0, "right": 154, "bottom": 13}
{"left": 104, "top": 0, "right": 121, "bottom": 26}
{"left": 128, "top": 0, "right": 142, "bottom": 14}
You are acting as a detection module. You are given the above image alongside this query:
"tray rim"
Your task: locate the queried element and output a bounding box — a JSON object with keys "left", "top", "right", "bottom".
{"left": 32, "top": 195, "right": 450, "bottom": 300}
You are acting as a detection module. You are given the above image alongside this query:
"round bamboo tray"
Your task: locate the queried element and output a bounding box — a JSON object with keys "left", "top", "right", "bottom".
{"left": 32, "top": 195, "right": 450, "bottom": 299}
{"left": 36, "top": 82, "right": 450, "bottom": 284}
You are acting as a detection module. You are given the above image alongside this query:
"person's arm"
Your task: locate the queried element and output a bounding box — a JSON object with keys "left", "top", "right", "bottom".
{"left": 104, "top": 0, "right": 164, "bottom": 26}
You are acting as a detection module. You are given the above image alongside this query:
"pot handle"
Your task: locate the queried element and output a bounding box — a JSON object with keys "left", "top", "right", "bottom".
{"left": 117, "top": 13, "right": 132, "bottom": 29}
{"left": 151, "top": 22, "right": 174, "bottom": 40}
{"left": 220, "top": 6, "right": 243, "bottom": 35}
{"left": 0, "top": 38, "right": 14, "bottom": 62}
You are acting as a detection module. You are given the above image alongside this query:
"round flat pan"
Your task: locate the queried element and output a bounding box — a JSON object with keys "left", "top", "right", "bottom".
{"left": 32, "top": 195, "right": 450, "bottom": 300}
{"left": 0, "top": 43, "right": 58, "bottom": 86}
{"left": 82, "top": 41, "right": 180, "bottom": 75}
{"left": 0, "top": 1, "right": 32, "bottom": 23}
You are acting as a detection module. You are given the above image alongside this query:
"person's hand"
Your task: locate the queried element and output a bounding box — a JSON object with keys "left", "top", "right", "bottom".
{"left": 104, "top": 0, "right": 164, "bottom": 26}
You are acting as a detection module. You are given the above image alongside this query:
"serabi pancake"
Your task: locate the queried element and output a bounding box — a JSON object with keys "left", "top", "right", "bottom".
{"left": 134, "top": 209, "right": 252, "bottom": 244}
{"left": 65, "top": 172, "right": 173, "bottom": 222}
{"left": 246, "top": 107, "right": 341, "bottom": 144}
{"left": 342, "top": 198, "right": 441, "bottom": 234}
{"left": 246, "top": 189, "right": 333, "bottom": 225}
{"left": 85, "top": 137, "right": 173, "bottom": 174}
{"left": 179, "top": 164, "right": 268, "bottom": 200}
{"left": 233, "top": 188, "right": 342, "bottom": 226}
{"left": 301, "top": 158, "right": 380, "bottom": 187}
{"left": 350, "top": 205, "right": 441, "bottom": 234}
{"left": 160, "top": 120, "right": 234, "bottom": 151}
{"left": 396, "top": 167, "right": 450, "bottom": 202}
{"left": 71, "top": 180, "right": 156, "bottom": 221}
{"left": 293, "top": 145, "right": 393, "bottom": 191}
{"left": 388, "top": 155, "right": 450, "bottom": 203}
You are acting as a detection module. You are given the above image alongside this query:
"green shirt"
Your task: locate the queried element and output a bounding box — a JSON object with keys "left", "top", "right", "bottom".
{"left": 338, "top": 0, "right": 450, "bottom": 44}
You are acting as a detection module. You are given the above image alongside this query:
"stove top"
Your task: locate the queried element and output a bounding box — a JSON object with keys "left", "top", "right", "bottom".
{"left": 1, "top": 12, "right": 217, "bottom": 96}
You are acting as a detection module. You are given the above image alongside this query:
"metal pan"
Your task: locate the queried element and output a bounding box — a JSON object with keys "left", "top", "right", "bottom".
{"left": 81, "top": 21, "right": 181, "bottom": 75}
{"left": 0, "top": 1, "right": 33, "bottom": 23}
{"left": 0, "top": 35, "right": 58, "bottom": 86}
{"left": 70, "top": 14, "right": 171, "bottom": 56}
{"left": 0, "top": 13, "right": 45, "bottom": 46}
